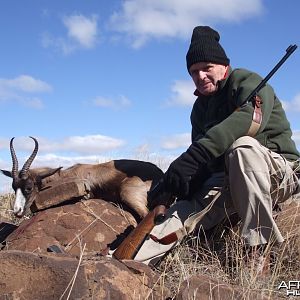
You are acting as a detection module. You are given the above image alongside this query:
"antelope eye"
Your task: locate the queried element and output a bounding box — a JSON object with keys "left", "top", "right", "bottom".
{"left": 24, "top": 184, "right": 33, "bottom": 195}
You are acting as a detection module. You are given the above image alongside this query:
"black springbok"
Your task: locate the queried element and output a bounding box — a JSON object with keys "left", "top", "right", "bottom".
{"left": 1, "top": 137, "right": 164, "bottom": 218}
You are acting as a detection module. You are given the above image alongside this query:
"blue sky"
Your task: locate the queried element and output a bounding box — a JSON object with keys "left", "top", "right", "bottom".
{"left": 0, "top": 0, "right": 299, "bottom": 192}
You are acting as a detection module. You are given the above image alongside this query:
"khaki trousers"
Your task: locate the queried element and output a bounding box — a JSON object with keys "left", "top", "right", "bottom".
{"left": 134, "top": 136, "right": 299, "bottom": 265}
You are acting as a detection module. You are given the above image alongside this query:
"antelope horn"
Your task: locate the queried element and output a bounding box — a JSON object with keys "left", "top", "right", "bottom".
{"left": 19, "top": 136, "right": 39, "bottom": 178}
{"left": 9, "top": 137, "right": 19, "bottom": 180}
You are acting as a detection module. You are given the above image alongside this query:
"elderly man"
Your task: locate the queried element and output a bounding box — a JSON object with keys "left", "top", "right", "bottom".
{"left": 134, "top": 26, "right": 299, "bottom": 273}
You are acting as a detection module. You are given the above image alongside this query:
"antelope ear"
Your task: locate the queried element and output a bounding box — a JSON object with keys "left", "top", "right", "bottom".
{"left": 0, "top": 170, "right": 13, "bottom": 178}
{"left": 38, "top": 167, "right": 63, "bottom": 180}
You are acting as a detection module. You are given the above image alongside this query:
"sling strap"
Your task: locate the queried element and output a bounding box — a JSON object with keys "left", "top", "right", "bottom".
{"left": 247, "top": 95, "right": 263, "bottom": 137}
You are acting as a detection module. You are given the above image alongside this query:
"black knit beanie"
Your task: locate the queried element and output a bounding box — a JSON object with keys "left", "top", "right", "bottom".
{"left": 186, "top": 26, "right": 230, "bottom": 72}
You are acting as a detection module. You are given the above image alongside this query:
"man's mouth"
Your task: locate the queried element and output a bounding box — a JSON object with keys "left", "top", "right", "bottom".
{"left": 200, "top": 81, "right": 211, "bottom": 89}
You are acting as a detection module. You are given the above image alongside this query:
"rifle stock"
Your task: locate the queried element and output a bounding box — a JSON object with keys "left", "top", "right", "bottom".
{"left": 113, "top": 179, "right": 174, "bottom": 260}
{"left": 112, "top": 205, "right": 166, "bottom": 260}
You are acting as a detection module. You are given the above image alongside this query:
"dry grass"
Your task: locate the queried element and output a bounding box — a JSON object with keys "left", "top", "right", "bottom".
{"left": 153, "top": 215, "right": 300, "bottom": 299}
{"left": 0, "top": 193, "right": 32, "bottom": 225}
{"left": 60, "top": 237, "right": 87, "bottom": 300}
{"left": 0, "top": 193, "right": 14, "bottom": 220}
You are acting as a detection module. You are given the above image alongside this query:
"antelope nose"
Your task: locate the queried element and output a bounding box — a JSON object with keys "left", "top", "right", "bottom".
{"left": 14, "top": 208, "right": 23, "bottom": 218}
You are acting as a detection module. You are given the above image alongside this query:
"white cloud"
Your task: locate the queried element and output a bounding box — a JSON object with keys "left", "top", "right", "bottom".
{"left": 292, "top": 130, "right": 300, "bottom": 142}
{"left": 61, "top": 135, "right": 125, "bottom": 154}
{"left": 109, "top": 0, "right": 264, "bottom": 47}
{"left": 1, "top": 75, "right": 51, "bottom": 93}
{"left": 63, "top": 14, "right": 98, "bottom": 48}
{"left": 283, "top": 93, "right": 300, "bottom": 112}
{"left": 41, "top": 33, "right": 74, "bottom": 55}
{"left": 0, "top": 75, "right": 51, "bottom": 108}
{"left": 166, "top": 80, "right": 196, "bottom": 107}
{"left": 292, "top": 130, "right": 300, "bottom": 151}
{"left": 42, "top": 14, "right": 98, "bottom": 54}
{"left": 1, "top": 135, "right": 126, "bottom": 156}
{"left": 0, "top": 75, "right": 52, "bottom": 93}
{"left": 92, "top": 95, "right": 131, "bottom": 109}
{"left": 161, "top": 133, "right": 190, "bottom": 149}
{"left": 33, "top": 153, "right": 110, "bottom": 168}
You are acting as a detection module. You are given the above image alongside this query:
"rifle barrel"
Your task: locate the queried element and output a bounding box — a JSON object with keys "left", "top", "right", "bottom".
{"left": 244, "top": 44, "right": 297, "bottom": 104}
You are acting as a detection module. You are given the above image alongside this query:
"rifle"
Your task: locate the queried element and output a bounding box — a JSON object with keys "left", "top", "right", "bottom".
{"left": 242, "top": 44, "right": 297, "bottom": 107}
{"left": 112, "top": 180, "right": 173, "bottom": 260}
{"left": 241, "top": 44, "right": 297, "bottom": 136}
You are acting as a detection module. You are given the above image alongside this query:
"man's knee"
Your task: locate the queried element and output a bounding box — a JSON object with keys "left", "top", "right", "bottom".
{"left": 228, "top": 136, "right": 259, "bottom": 152}
{"left": 225, "top": 136, "right": 262, "bottom": 168}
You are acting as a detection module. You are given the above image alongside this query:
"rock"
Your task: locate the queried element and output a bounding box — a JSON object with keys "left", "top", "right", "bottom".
{"left": 32, "top": 178, "right": 90, "bottom": 211}
{"left": 5, "top": 199, "right": 137, "bottom": 256}
{"left": 0, "top": 250, "right": 169, "bottom": 300}
{"left": 0, "top": 218, "right": 18, "bottom": 244}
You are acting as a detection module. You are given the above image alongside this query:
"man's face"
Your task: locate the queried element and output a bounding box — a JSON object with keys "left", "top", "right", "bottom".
{"left": 189, "top": 62, "right": 228, "bottom": 96}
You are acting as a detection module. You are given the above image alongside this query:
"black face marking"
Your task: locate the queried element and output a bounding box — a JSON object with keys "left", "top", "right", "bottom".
{"left": 22, "top": 180, "right": 34, "bottom": 197}
{"left": 11, "top": 177, "right": 35, "bottom": 200}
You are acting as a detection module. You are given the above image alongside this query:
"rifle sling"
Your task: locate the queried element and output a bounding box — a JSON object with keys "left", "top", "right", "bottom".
{"left": 246, "top": 95, "right": 263, "bottom": 137}
{"left": 149, "top": 232, "right": 180, "bottom": 245}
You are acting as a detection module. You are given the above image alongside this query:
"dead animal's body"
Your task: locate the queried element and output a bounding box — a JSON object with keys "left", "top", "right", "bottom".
{"left": 1, "top": 137, "right": 164, "bottom": 218}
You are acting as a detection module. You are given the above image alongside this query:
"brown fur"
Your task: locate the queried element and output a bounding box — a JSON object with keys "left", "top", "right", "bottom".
{"left": 29, "top": 160, "right": 163, "bottom": 218}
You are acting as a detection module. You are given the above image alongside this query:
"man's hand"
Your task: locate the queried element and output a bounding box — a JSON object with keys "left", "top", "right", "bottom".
{"left": 164, "top": 142, "right": 211, "bottom": 198}
{"left": 164, "top": 149, "right": 199, "bottom": 197}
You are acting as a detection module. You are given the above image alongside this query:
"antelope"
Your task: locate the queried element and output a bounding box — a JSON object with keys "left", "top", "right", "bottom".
{"left": 1, "top": 137, "right": 164, "bottom": 219}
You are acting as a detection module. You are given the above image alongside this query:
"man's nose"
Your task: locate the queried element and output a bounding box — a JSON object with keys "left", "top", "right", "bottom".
{"left": 198, "top": 71, "right": 206, "bottom": 80}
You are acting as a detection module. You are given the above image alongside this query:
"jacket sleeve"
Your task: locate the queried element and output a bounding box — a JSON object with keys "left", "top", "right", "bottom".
{"left": 191, "top": 98, "right": 206, "bottom": 142}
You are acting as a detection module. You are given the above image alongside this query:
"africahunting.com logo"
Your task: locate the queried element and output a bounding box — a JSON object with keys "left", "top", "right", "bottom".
{"left": 278, "top": 281, "right": 300, "bottom": 296}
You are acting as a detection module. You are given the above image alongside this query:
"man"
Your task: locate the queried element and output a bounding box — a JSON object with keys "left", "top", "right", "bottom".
{"left": 134, "top": 26, "right": 299, "bottom": 272}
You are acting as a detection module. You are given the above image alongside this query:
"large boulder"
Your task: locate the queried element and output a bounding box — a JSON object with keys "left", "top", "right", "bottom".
{"left": 0, "top": 250, "right": 169, "bottom": 299}
{"left": 4, "top": 199, "right": 137, "bottom": 256}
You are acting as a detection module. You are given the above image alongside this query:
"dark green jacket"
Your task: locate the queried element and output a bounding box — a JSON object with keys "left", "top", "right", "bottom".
{"left": 190, "top": 67, "right": 299, "bottom": 173}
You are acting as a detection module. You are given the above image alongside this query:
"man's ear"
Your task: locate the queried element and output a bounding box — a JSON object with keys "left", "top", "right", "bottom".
{"left": 0, "top": 170, "right": 13, "bottom": 178}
